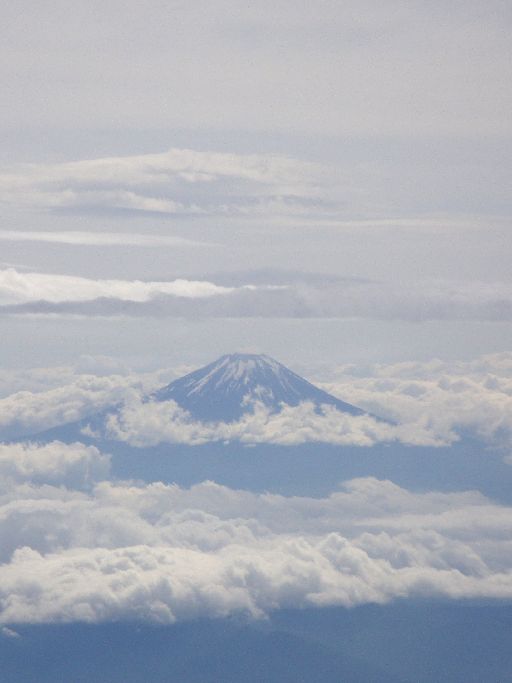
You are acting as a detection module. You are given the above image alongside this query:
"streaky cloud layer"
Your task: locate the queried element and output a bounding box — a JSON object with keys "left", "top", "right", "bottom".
{"left": 0, "top": 148, "right": 327, "bottom": 218}
{"left": 1, "top": 267, "right": 511, "bottom": 322}
{"left": 0, "top": 230, "right": 211, "bottom": 248}
{"left": 0, "top": 268, "right": 275, "bottom": 306}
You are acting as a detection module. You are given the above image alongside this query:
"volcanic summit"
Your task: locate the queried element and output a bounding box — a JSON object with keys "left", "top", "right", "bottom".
{"left": 152, "top": 353, "right": 365, "bottom": 422}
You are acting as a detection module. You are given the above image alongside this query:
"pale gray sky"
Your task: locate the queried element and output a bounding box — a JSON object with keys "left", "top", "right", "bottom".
{"left": 1, "top": 0, "right": 511, "bottom": 369}
{"left": 3, "top": 1, "right": 511, "bottom": 137}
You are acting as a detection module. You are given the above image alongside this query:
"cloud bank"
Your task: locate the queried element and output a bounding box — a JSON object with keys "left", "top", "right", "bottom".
{"left": 1, "top": 267, "right": 511, "bottom": 322}
{"left": 0, "top": 441, "right": 109, "bottom": 489}
{"left": 0, "top": 443, "right": 511, "bottom": 625}
{"left": 0, "top": 375, "right": 144, "bottom": 440}
{"left": 105, "top": 399, "right": 443, "bottom": 448}
{"left": 320, "top": 352, "right": 512, "bottom": 448}
{"left": 0, "top": 268, "right": 276, "bottom": 306}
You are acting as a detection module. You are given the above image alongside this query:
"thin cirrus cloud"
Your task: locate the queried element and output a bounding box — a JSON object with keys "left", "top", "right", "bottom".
{"left": 0, "top": 230, "right": 212, "bottom": 248}
{"left": 0, "top": 442, "right": 512, "bottom": 624}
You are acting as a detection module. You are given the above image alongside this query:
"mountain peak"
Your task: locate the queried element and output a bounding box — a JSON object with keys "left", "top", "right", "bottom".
{"left": 153, "top": 353, "right": 365, "bottom": 422}
{"left": 201, "top": 353, "right": 282, "bottom": 383}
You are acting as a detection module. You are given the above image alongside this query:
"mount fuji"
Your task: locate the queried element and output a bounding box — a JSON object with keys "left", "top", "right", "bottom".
{"left": 151, "top": 353, "right": 365, "bottom": 422}
{"left": 17, "top": 353, "right": 368, "bottom": 445}
{"left": 14, "top": 353, "right": 512, "bottom": 505}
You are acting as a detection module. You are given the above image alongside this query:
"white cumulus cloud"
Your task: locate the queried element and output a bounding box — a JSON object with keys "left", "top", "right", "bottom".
{"left": 0, "top": 441, "right": 110, "bottom": 488}
{"left": 105, "top": 399, "right": 444, "bottom": 448}
{"left": 319, "top": 352, "right": 512, "bottom": 447}
{"left": 0, "top": 461, "right": 511, "bottom": 624}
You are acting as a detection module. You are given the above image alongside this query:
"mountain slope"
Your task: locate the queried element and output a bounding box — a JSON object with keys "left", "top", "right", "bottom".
{"left": 152, "top": 353, "right": 365, "bottom": 422}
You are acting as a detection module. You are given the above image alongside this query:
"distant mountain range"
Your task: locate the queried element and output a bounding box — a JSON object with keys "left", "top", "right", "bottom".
{"left": 152, "top": 353, "right": 365, "bottom": 422}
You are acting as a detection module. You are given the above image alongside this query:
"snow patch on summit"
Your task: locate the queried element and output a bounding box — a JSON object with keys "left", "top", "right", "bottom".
{"left": 152, "top": 353, "right": 365, "bottom": 422}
